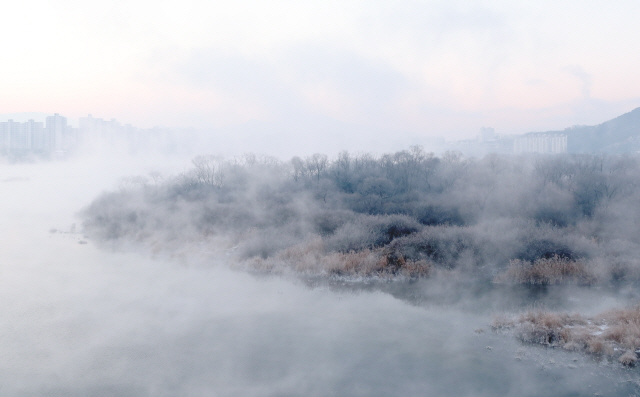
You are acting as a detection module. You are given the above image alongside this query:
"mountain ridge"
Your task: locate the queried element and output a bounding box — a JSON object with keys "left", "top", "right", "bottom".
{"left": 526, "top": 107, "right": 640, "bottom": 153}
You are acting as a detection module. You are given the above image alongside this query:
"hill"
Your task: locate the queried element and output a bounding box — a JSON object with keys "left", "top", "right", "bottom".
{"left": 528, "top": 107, "right": 640, "bottom": 153}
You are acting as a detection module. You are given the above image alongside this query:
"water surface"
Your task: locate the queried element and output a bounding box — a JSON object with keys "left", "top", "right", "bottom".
{"left": 1, "top": 159, "right": 638, "bottom": 396}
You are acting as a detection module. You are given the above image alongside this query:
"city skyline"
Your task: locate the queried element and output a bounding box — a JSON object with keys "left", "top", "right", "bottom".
{"left": 0, "top": 110, "right": 572, "bottom": 156}
{"left": 0, "top": 112, "right": 185, "bottom": 156}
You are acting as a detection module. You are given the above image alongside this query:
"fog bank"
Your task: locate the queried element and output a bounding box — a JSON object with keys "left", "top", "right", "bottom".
{"left": 2, "top": 156, "right": 640, "bottom": 395}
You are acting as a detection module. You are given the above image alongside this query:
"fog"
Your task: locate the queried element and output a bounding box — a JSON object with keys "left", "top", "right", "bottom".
{"left": 0, "top": 154, "right": 639, "bottom": 396}
{"left": 80, "top": 149, "right": 640, "bottom": 285}
{"left": 6, "top": 0, "right": 640, "bottom": 394}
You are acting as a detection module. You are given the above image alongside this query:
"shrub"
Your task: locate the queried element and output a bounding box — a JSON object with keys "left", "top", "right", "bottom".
{"left": 532, "top": 207, "right": 575, "bottom": 227}
{"left": 495, "top": 255, "right": 596, "bottom": 285}
{"left": 325, "top": 214, "right": 422, "bottom": 252}
{"left": 311, "top": 210, "right": 354, "bottom": 235}
{"left": 389, "top": 226, "right": 480, "bottom": 269}
{"left": 413, "top": 204, "right": 465, "bottom": 226}
{"left": 515, "top": 238, "right": 577, "bottom": 262}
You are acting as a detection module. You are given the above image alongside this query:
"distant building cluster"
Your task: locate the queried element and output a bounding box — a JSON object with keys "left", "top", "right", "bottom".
{"left": 446, "top": 127, "right": 570, "bottom": 156}
{"left": 0, "top": 114, "right": 70, "bottom": 153}
{"left": 0, "top": 113, "right": 185, "bottom": 157}
{"left": 448, "top": 127, "right": 512, "bottom": 156}
{"left": 79, "top": 114, "right": 143, "bottom": 148}
{"left": 478, "top": 127, "right": 496, "bottom": 142}
{"left": 514, "top": 134, "right": 567, "bottom": 154}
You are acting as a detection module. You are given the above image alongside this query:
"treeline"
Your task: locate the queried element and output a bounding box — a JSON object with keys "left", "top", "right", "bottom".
{"left": 81, "top": 148, "right": 640, "bottom": 282}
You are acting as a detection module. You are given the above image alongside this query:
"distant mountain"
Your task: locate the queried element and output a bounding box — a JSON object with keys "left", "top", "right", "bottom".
{"left": 528, "top": 107, "right": 640, "bottom": 153}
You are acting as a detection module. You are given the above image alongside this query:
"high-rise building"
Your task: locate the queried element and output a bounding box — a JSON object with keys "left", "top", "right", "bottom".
{"left": 46, "top": 113, "right": 67, "bottom": 151}
{"left": 12, "top": 122, "right": 30, "bottom": 150}
{"left": 0, "top": 119, "right": 48, "bottom": 152}
{"left": 27, "top": 119, "right": 47, "bottom": 151}
{"left": 0, "top": 121, "right": 9, "bottom": 151}
{"left": 0, "top": 120, "right": 23, "bottom": 151}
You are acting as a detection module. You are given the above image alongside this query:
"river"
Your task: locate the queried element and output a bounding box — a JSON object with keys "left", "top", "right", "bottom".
{"left": 1, "top": 157, "right": 638, "bottom": 396}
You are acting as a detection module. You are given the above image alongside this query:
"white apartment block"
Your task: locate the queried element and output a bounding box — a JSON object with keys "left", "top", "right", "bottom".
{"left": 46, "top": 113, "right": 67, "bottom": 151}
{"left": 0, "top": 115, "right": 64, "bottom": 153}
{"left": 514, "top": 134, "right": 567, "bottom": 154}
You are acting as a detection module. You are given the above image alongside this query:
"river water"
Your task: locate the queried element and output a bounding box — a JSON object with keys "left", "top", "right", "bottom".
{"left": 1, "top": 157, "right": 639, "bottom": 396}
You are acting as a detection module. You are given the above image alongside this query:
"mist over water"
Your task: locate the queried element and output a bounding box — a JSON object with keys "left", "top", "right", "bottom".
{"left": 1, "top": 157, "right": 640, "bottom": 396}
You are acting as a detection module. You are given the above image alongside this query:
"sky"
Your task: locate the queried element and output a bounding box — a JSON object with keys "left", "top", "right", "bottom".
{"left": 2, "top": 0, "right": 640, "bottom": 143}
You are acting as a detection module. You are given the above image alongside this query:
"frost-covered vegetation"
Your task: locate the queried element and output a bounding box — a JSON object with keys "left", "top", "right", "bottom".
{"left": 82, "top": 147, "right": 640, "bottom": 283}
{"left": 493, "top": 306, "right": 640, "bottom": 366}
{"left": 494, "top": 256, "right": 596, "bottom": 285}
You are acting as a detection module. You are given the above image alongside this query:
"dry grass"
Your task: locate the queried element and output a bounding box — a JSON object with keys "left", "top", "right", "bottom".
{"left": 493, "top": 306, "right": 640, "bottom": 366}
{"left": 494, "top": 255, "right": 596, "bottom": 285}
{"left": 619, "top": 350, "right": 638, "bottom": 366}
{"left": 324, "top": 249, "right": 383, "bottom": 275}
{"left": 491, "top": 314, "right": 515, "bottom": 330}
{"left": 240, "top": 237, "right": 432, "bottom": 278}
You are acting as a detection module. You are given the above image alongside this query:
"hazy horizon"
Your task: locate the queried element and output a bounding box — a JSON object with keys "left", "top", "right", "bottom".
{"left": 2, "top": 1, "right": 640, "bottom": 148}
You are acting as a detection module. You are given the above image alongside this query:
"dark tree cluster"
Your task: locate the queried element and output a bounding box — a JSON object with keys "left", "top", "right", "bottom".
{"left": 81, "top": 148, "right": 640, "bottom": 282}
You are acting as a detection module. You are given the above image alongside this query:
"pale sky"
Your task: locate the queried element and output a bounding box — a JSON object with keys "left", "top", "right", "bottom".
{"left": 2, "top": 0, "right": 640, "bottom": 143}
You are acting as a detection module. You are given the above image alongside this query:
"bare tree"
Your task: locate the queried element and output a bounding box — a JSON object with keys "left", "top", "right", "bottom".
{"left": 148, "top": 171, "right": 163, "bottom": 186}
{"left": 332, "top": 151, "right": 353, "bottom": 192}
{"left": 118, "top": 175, "right": 149, "bottom": 190}
{"left": 192, "top": 155, "right": 225, "bottom": 188}
{"left": 305, "top": 153, "right": 328, "bottom": 182}
{"left": 291, "top": 156, "right": 306, "bottom": 182}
